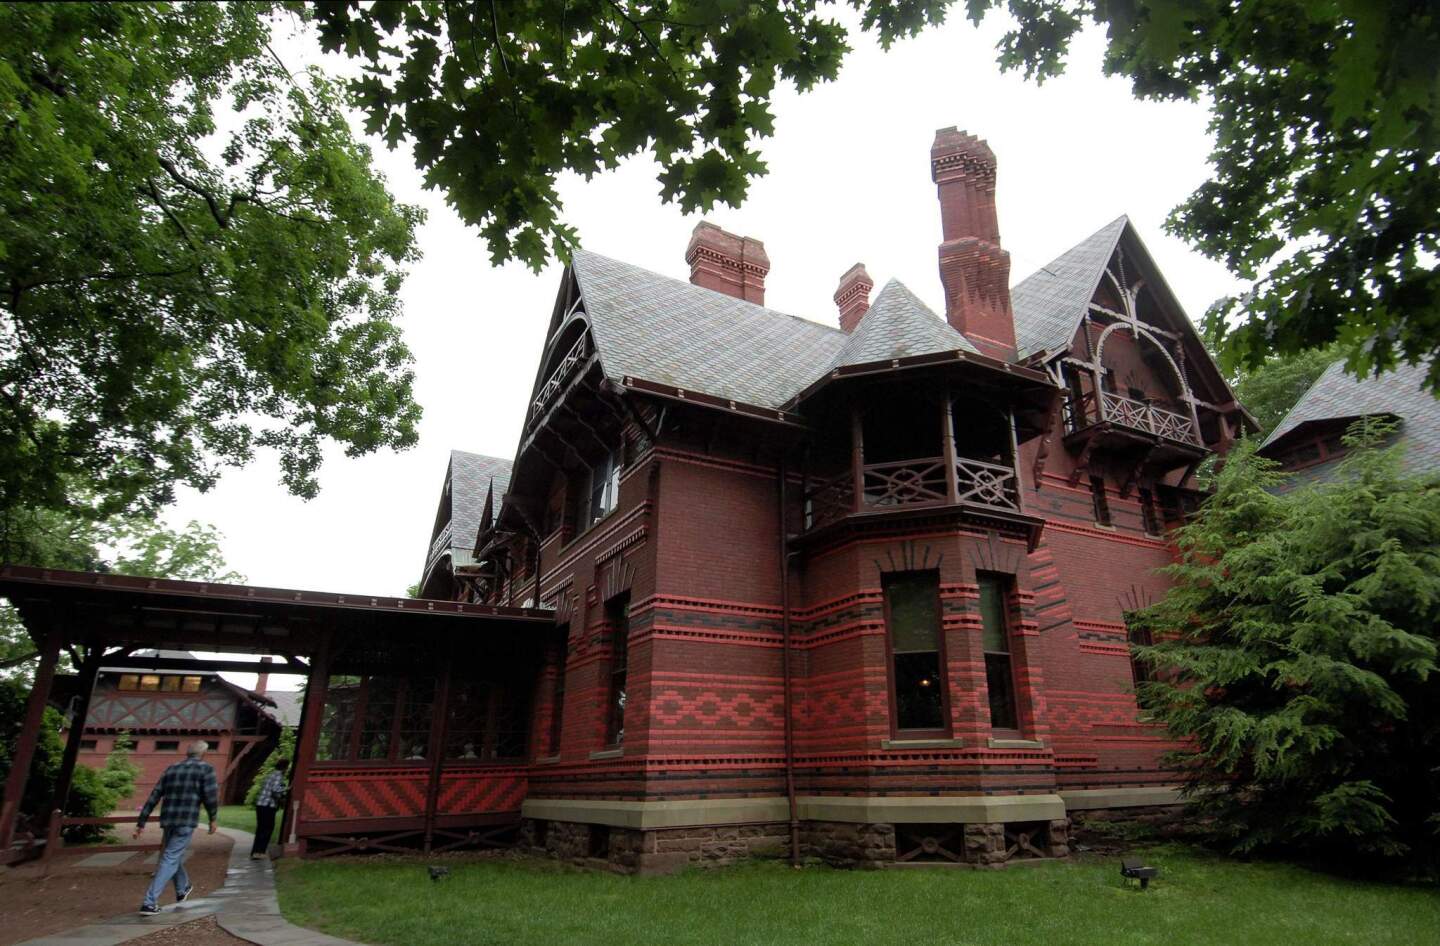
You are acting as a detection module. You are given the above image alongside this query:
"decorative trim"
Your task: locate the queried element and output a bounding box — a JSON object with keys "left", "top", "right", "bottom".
{"left": 597, "top": 527, "right": 647, "bottom": 565}
{"left": 1042, "top": 518, "right": 1168, "bottom": 550}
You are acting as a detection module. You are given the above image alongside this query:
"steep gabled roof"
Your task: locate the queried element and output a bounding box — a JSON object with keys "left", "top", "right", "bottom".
{"left": 447, "top": 450, "right": 512, "bottom": 562}
{"left": 1011, "top": 216, "right": 1129, "bottom": 360}
{"left": 829, "top": 280, "right": 978, "bottom": 370}
{"left": 1260, "top": 360, "right": 1440, "bottom": 473}
{"left": 571, "top": 249, "right": 846, "bottom": 410}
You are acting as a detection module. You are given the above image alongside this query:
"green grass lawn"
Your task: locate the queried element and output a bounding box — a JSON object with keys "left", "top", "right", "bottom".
{"left": 217, "top": 805, "right": 256, "bottom": 835}
{"left": 276, "top": 846, "right": 1440, "bottom": 946}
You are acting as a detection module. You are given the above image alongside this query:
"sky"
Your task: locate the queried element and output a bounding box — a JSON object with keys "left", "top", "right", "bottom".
{"left": 172, "top": 11, "right": 1249, "bottom": 690}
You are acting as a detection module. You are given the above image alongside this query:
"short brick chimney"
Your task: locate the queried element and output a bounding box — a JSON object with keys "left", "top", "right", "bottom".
{"left": 686, "top": 221, "right": 770, "bottom": 305}
{"left": 931, "top": 128, "right": 1016, "bottom": 359}
{"left": 834, "top": 263, "right": 873, "bottom": 333}
{"left": 255, "top": 655, "right": 271, "bottom": 695}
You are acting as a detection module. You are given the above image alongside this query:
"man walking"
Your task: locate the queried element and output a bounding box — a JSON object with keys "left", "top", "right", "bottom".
{"left": 134, "top": 740, "right": 218, "bottom": 915}
{"left": 250, "top": 757, "right": 288, "bottom": 859}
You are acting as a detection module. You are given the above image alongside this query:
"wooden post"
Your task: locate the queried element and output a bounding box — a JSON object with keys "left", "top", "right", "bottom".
{"left": 0, "top": 627, "right": 61, "bottom": 850}
{"left": 284, "top": 633, "right": 330, "bottom": 853}
{"left": 941, "top": 389, "right": 960, "bottom": 504}
{"left": 850, "top": 405, "right": 865, "bottom": 513}
{"left": 1007, "top": 408, "right": 1026, "bottom": 514}
{"left": 49, "top": 653, "right": 101, "bottom": 824}
{"left": 422, "top": 661, "right": 453, "bottom": 853}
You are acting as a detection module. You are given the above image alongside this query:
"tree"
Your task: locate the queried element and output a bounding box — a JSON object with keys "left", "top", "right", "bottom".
{"left": 308, "top": 1, "right": 1438, "bottom": 394}
{"left": 244, "top": 725, "right": 296, "bottom": 807}
{"left": 1, "top": 2, "right": 424, "bottom": 526}
{"left": 1201, "top": 318, "right": 1340, "bottom": 439}
{"left": 1133, "top": 423, "right": 1440, "bottom": 868}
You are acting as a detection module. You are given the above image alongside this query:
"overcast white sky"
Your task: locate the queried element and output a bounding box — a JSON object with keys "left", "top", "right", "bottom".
{"left": 174, "top": 12, "right": 1248, "bottom": 689}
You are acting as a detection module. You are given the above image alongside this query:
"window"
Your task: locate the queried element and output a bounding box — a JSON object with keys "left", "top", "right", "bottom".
{"left": 138, "top": 674, "right": 161, "bottom": 691}
{"left": 155, "top": 740, "right": 180, "bottom": 751}
{"left": 1089, "top": 476, "right": 1111, "bottom": 526}
{"left": 884, "top": 572, "right": 946, "bottom": 733}
{"left": 317, "top": 675, "right": 361, "bottom": 761}
{"left": 1138, "top": 487, "right": 1162, "bottom": 535}
{"left": 79, "top": 739, "right": 97, "bottom": 751}
{"left": 581, "top": 448, "right": 623, "bottom": 530}
{"left": 605, "top": 597, "right": 629, "bottom": 745}
{"left": 978, "top": 574, "right": 1019, "bottom": 732}
{"left": 181, "top": 675, "right": 202, "bottom": 692}
{"left": 118, "top": 674, "right": 139, "bottom": 690}
{"left": 1127, "top": 617, "right": 1155, "bottom": 689}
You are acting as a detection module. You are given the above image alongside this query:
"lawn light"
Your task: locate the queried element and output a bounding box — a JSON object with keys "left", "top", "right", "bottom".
{"left": 1120, "top": 857, "right": 1159, "bottom": 890}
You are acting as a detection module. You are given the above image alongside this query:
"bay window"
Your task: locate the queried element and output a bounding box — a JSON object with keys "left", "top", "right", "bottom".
{"left": 884, "top": 571, "right": 947, "bottom": 734}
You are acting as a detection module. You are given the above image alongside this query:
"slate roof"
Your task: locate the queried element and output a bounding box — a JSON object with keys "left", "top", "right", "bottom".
{"left": 444, "top": 450, "right": 512, "bottom": 565}
{"left": 571, "top": 249, "right": 846, "bottom": 409}
{"left": 1260, "top": 359, "right": 1440, "bottom": 473}
{"left": 264, "top": 690, "right": 304, "bottom": 728}
{"left": 829, "top": 280, "right": 978, "bottom": 369}
{"left": 1010, "top": 216, "right": 1129, "bottom": 360}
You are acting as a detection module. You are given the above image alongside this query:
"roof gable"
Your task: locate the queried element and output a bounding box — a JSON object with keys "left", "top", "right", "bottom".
{"left": 1261, "top": 360, "right": 1440, "bottom": 473}
{"left": 571, "top": 249, "right": 846, "bottom": 410}
{"left": 447, "top": 450, "right": 512, "bottom": 560}
{"left": 1011, "top": 216, "right": 1128, "bottom": 360}
{"left": 830, "top": 280, "right": 977, "bottom": 370}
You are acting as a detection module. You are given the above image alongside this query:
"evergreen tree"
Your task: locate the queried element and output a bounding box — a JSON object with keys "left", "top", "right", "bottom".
{"left": 1134, "top": 421, "right": 1440, "bottom": 869}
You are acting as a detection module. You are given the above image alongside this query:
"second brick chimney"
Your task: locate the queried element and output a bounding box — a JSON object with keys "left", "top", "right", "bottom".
{"left": 255, "top": 655, "right": 271, "bottom": 696}
{"left": 931, "top": 128, "right": 1016, "bottom": 359}
{"left": 834, "top": 263, "right": 874, "bottom": 333}
{"left": 686, "top": 221, "right": 770, "bottom": 305}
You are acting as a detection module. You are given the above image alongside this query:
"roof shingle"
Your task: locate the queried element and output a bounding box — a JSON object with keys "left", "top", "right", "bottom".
{"left": 1010, "top": 216, "right": 1128, "bottom": 360}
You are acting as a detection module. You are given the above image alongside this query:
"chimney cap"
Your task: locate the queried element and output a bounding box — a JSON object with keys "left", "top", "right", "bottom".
{"left": 931, "top": 127, "right": 996, "bottom": 180}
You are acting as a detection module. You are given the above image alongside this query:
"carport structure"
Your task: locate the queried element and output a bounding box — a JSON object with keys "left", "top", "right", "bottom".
{"left": 0, "top": 564, "right": 555, "bottom": 860}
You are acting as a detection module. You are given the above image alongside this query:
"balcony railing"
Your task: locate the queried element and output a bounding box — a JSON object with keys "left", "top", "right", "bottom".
{"left": 1067, "top": 390, "right": 1200, "bottom": 446}
{"left": 802, "top": 456, "right": 1021, "bottom": 532}
{"left": 531, "top": 334, "right": 588, "bottom": 421}
{"left": 427, "top": 521, "right": 454, "bottom": 566}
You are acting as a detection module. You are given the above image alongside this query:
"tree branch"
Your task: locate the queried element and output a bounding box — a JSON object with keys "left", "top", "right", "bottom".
{"left": 157, "top": 157, "right": 229, "bottom": 229}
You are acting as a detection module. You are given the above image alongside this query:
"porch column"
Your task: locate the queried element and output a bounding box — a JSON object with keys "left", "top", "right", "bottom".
{"left": 850, "top": 405, "right": 865, "bottom": 513}
{"left": 50, "top": 652, "right": 102, "bottom": 821}
{"left": 0, "top": 626, "right": 62, "bottom": 850}
{"left": 422, "top": 661, "right": 453, "bottom": 853}
{"left": 1007, "top": 408, "right": 1026, "bottom": 515}
{"left": 940, "top": 389, "right": 960, "bottom": 503}
{"left": 284, "top": 633, "right": 330, "bottom": 853}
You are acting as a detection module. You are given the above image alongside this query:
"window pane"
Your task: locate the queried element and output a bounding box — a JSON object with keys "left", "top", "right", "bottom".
{"left": 606, "top": 600, "right": 629, "bottom": 745}
{"left": 978, "top": 578, "right": 1009, "bottom": 653}
{"left": 986, "top": 654, "right": 1017, "bottom": 730}
{"left": 887, "top": 575, "right": 939, "bottom": 654}
{"left": 398, "top": 677, "right": 435, "bottom": 760}
{"left": 491, "top": 685, "right": 530, "bottom": 759}
{"left": 894, "top": 651, "right": 945, "bottom": 730}
{"left": 182, "top": 676, "right": 202, "bottom": 692}
{"left": 317, "top": 676, "right": 360, "bottom": 761}
{"left": 119, "top": 674, "right": 139, "bottom": 690}
{"left": 446, "top": 680, "right": 492, "bottom": 760}
{"left": 358, "top": 677, "right": 398, "bottom": 760}
{"left": 161, "top": 675, "right": 181, "bottom": 692}
{"left": 139, "top": 675, "right": 161, "bottom": 691}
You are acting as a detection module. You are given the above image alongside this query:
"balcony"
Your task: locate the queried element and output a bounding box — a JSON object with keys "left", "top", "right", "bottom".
{"left": 803, "top": 455, "right": 1021, "bottom": 533}
{"left": 1066, "top": 390, "right": 1200, "bottom": 447}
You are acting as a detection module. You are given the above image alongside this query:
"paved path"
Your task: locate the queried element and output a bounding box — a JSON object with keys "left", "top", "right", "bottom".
{"left": 17, "top": 829, "right": 364, "bottom": 946}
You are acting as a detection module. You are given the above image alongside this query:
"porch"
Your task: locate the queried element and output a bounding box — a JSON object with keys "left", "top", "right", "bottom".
{"left": 0, "top": 565, "right": 555, "bottom": 863}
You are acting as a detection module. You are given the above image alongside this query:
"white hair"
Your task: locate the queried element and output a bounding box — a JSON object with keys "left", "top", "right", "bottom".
{"left": 186, "top": 740, "right": 209, "bottom": 758}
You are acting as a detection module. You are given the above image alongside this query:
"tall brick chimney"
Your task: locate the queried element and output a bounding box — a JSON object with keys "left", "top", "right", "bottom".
{"left": 686, "top": 221, "right": 770, "bottom": 305}
{"left": 931, "top": 128, "right": 1016, "bottom": 359}
{"left": 834, "top": 263, "right": 873, "bottom": 333}
{"left": 255, "top": 655, "right": 271, "bottom": 695}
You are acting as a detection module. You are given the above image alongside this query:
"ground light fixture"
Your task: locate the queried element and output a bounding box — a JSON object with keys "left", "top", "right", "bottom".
{"left": 1120, "top": 857, "right": 1159, "bottom": 890}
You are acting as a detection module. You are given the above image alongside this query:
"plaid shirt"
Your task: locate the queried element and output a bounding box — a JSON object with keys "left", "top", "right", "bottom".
{"left": 255, "top": 770, "right": 287, "bottom": 809}
{"left": 137, "top": 758, "right": 218, "bottom": 830}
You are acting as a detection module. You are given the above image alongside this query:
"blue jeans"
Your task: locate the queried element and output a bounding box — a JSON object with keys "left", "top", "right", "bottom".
{"left": 142, "top": 825, "right": 194, "bottom": 909}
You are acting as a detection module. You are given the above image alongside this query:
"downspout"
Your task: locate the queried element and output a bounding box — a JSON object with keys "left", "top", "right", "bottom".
{"left": 777, "top": 458, "right": 800, "bottom": 867}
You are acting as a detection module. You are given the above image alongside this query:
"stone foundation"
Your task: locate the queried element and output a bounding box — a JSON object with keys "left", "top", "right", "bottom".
{"left": 802, "top": 821, "right": 896, "bottom": 868}
{"left": 524, "top": 818, "right": 791, "bottom": 874}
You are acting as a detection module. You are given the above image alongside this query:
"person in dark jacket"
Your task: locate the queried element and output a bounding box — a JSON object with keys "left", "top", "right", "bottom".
{"left": 134, "top": 740, "right": 218, "bottom": 915}
{"left": 250, "top": 757, "right": 289, "bottom": 858}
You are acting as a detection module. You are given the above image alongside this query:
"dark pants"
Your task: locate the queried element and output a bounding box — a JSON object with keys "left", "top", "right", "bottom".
{"left": 251, "top": 805, "right": 277, "bottom": 856}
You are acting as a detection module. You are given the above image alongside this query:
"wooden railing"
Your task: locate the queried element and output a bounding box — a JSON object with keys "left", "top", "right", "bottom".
{"left": 530, "top": 334, "right": 588, "bottom": 421}
{"left": 801, "top": 455, "right": 1021, "bottom": 532}
{"left": 1067, "top": 389, "right": 1200, "bottom": 446}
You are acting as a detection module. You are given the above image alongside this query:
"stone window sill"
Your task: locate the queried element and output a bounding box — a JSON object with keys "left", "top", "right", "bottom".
{"left": 533, "top": 754, "right": 561, "bottom": 765}
{"left": 588, "top": 748, "right": 624, "bottom": 761}
{"left": 881, "top": 738, "right": 965, "bottom": 750}
{"left": 987, "top": 737, "right": 1045, "bottom": 750}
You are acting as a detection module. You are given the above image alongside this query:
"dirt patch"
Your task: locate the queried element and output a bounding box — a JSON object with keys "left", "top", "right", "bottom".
{"left": 126, "top": 915, "right": 250, "bottom": 945}
{"left": 0, "top": 825, "right": 234, "bottom": 946}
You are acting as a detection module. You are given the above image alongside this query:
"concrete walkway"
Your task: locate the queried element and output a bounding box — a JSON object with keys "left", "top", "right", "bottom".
{"left": 18, "top": 829, "right": 364, "bottom": 946}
